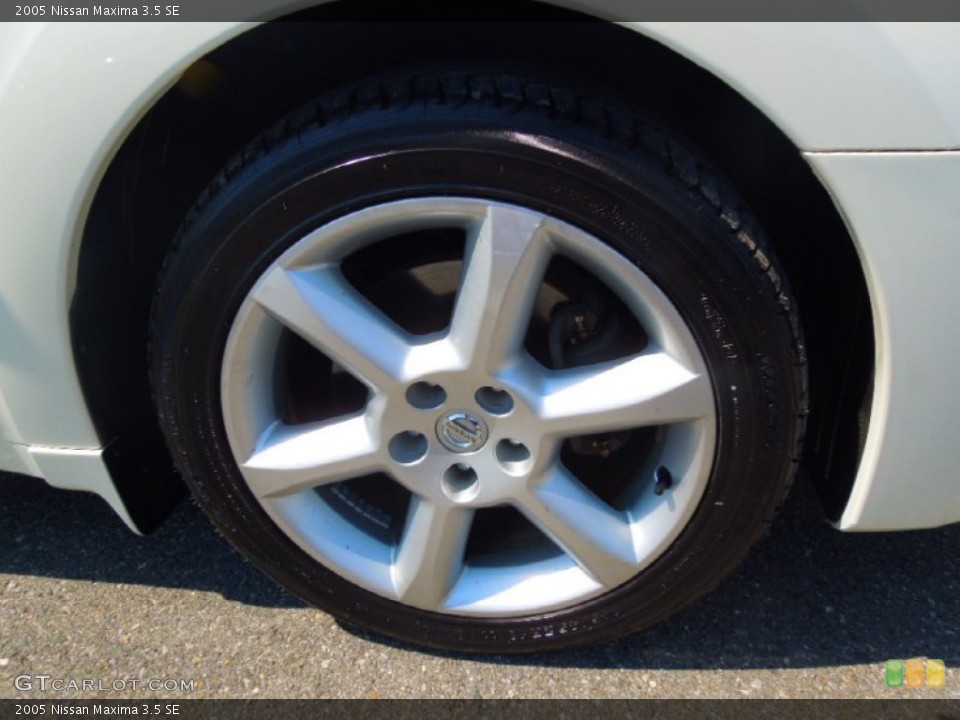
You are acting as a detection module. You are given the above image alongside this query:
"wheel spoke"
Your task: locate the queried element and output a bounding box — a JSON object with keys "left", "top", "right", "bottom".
{"left": 240, "top": 416, "right": 383, "bottom": 498}
{"left": 252, "top": 265, "right": 412, "bottom": 391}
{"left": 449, "top": 204, "right": 552, "bottom": 372}
{"left": 392, "top": 497, "right": 474, "bottom": 610}
{"left": 515, "top": 465, "right": 638, "bottom": 587}
{"left": 526, "top": 350, "right": 713, "bottom": 436}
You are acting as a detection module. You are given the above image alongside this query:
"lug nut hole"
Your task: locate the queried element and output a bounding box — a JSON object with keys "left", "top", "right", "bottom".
{"left": 475, "top": 386, "right": 514, "bottom": 416}
{"left": 388, "top": 431, "right": 428, "bottom": 465}
{"left": 441, "top": 463, "right": 480, "bottom": 502}
{"left": 406, "top": 382, "right": 447, "bottom": 410}
{"left": 496, "top": 440, "right": 533, "bottom": 476}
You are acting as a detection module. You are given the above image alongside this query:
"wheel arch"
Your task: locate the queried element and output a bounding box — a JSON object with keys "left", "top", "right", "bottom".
{"left": 69, "top": 9, "right": 873, "bottom": 532}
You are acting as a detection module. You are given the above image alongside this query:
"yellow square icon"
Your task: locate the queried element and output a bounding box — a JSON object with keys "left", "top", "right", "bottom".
{"left": 927, "top": 659, "right": 945, "bottom": 688}
{"left": 905, "top": 659, "right": 925, "bottom": 688}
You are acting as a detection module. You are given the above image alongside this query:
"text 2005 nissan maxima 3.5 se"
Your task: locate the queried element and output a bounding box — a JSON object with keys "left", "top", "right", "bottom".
{"left": 1, "top": 17, "right": 958, "bottom": 652}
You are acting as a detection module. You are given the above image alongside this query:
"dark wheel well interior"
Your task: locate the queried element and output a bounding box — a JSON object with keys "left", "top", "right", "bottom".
{"left": 71, "top": 5, "right": 874, "bottom": 533}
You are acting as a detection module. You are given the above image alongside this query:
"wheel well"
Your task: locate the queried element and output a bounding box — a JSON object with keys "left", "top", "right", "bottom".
{"left": 71, "top": 5, "right": 873, "bottom": 532}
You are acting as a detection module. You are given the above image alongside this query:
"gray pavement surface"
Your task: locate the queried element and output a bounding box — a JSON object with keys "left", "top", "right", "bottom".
{"left": 0, "top": 471, "right": 957, "bottom": 699}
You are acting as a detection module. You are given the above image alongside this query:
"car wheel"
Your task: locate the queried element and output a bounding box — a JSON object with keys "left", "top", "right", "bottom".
{"left": 151, "top": 72, "right": 806, "bottom": 652}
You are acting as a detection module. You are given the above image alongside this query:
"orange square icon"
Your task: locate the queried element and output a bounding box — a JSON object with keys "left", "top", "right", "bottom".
{"left": 905, "top": 659, "right": 925, "bottom": 688}
{"left": 927, "top": 659, "right": 945, "bottom": 688}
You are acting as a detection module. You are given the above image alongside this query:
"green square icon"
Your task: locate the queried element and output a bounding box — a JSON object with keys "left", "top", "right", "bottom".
{"left": 886, "top": 659, "right": 905, "bottom": 687}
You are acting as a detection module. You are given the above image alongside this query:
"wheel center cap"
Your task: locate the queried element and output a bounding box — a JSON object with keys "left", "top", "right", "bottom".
{"left": 436, "top": 411, "right": 488, "bottom": 453}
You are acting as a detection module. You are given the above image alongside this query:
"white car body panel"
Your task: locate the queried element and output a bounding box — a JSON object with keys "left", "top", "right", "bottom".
{"left": 623, "top": 21, "right": 960, "bottom": 151}
{"left": 804, "top": 150, "right": 960, "bottom": 531}
{"left": 27, "top": 445, "right": 136, "bottom": 529}
{"left": 0, "top": 20, "right": 958, "bottom": 531}
{"left": 0, "top": 21, "right": 244, "bottom": 450}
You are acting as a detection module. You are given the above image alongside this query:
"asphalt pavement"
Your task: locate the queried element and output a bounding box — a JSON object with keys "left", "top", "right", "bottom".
{"left": 1, "top": 470, "right": 957, "bottom": 699}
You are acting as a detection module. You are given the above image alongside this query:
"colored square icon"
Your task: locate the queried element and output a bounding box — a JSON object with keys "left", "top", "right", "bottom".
{"left": 905, "top": 659, "right": 925, "bottom": 688}
{"left": 927, "top": 659, "right": 945, "bottom": 688}
{"left": 886, "top": 659, "right": 904, "bottom": 687}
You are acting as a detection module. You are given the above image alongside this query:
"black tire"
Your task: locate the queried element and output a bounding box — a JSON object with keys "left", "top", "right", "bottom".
{"left": 150, "top": 71, "right": 806, "bottom": 653}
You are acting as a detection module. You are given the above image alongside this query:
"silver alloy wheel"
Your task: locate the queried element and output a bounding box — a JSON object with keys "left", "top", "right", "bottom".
{"left": 221, "top": 197, "right": 717, "bottom": 617}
